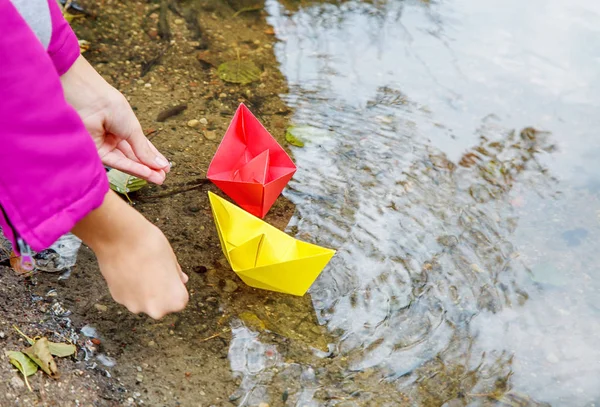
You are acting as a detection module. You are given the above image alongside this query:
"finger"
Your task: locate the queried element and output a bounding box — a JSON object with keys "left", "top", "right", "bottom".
{"left": 147, "top": 140, "right": 171, "bottom": 173}
{"left": 178, "top": 264, "right": 188, "bottom": 284}
{"left": 116, "top": 141, "right": 167, "bottom": 183}
{"left": 105, "top": 100, "right": 170, "bottom": 171}
{"left": 103, "top": 151, "right": 166, "bottom": 185}
{"left": 126, "top": 124, "right": 170, "bottom": 171}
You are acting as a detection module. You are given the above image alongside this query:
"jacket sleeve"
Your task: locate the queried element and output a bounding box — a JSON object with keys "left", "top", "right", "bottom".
{"left": 0, "top": 0, "right": 109, "bottom": 252}
{"left": 46, "top": 0, "right": 81, "bottom": 75}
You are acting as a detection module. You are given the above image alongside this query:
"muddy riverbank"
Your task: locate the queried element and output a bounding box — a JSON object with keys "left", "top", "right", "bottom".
{"left": 0, "top": 1, "right": 317, "bottom": 405}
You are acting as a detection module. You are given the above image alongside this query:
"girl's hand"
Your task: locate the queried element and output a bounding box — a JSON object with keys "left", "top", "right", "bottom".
{"left": 60, "top": 55, "right": 170, "bottom": 185}
{"left": 72, "top": 191, "right": 189, "bottom": 319}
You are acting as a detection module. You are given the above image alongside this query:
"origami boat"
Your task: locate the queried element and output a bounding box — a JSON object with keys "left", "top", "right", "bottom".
{"left": 209, "top": 192, "right": 335, "bottom": 296}
{"left": 207, "top": 104, "right": 297, "bottom": 218}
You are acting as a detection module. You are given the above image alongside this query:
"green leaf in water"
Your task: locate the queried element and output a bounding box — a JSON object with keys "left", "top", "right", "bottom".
{"left": 285, "top": 127, "right": 305, "bottom": 147}
{"left": 218, "top": 60, "right": 261, "bottom": 85}
{"left": 529, "top": 262, "right": 569, "bottom": 287}
{"left": 5, "top": 351, "right": 37, "bottom": 391}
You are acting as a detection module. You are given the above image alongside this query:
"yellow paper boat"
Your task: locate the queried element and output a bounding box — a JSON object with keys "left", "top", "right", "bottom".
{"left": 208, "top": 192, "right": 335, "bottom": 296}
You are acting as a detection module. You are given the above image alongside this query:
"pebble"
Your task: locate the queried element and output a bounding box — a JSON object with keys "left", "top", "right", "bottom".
{"left": 204, "top": 131, "right": 217, "bottom": 140}
{"left": 144, "top": 83, "right": 152, "bottom": 88}
{"left": 136, "top": 373, "right": 144, "bottom": 383}
{"left": 94, "top": 303, "right": 108, "bottom": 312}
{"left": 199, "top": 118, "right": 208, "bottom": 125}
{"left": 9, "top": 376, "right": 24, "bottom": 390}
{"left": 258, "top": 403, "right": 269, "bottom": 407}
{"left": 187, "top": 119, "right": 200, "bottom": 128}
{"left": 0, "top": 331, "right": 5, "bottom": 339}
{"left": 174, "top": 18, "right": 184, "bottom": 25}
{"left": 136, "top": 366, "right": 143, "bottom": 372}
{"left": 219, "top": 93, "right": 227, "bottom": 98}
{"left": 148, "top": 340, "right": 156, "bottom": 347}
{"left": 223, "top": 279, "right": 239, "bottom": 293}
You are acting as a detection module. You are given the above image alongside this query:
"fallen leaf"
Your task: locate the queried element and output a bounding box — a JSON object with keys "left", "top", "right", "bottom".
{"left": 5, "top": 351, "right": 37, "bottom": 391}
{"left": 108, "top": 169, "right": 148, "bottom": 204}
{"left": 218, "top": 60, "right": 261, "bottom": 85}
{"left": 23, "top": 338, "right": 59, "bottom": 378}
{"left": 10, "top": 252, "right": 33, "bottom": 275}
{"left": 13, "top": 325, "right": 35, "bottom": 345}
{"left": 78, "top": 39, "right": 90, "bottom": 53}
{"left": 48, "top": 342, "right": 76, "bottom": 358}
{"left": 285, "top": 127, "right": 305, "bottom": 147}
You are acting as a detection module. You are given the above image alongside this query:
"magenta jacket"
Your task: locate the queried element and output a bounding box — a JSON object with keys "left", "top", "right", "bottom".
{"left": 0, "top": 1, "right": 108, "bottom": 256}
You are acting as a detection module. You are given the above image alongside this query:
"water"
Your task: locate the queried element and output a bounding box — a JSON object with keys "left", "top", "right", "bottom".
{"left": 229, "top": 0, "right": 600, "bottom": 405}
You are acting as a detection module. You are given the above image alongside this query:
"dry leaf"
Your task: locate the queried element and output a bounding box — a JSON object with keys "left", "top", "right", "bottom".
{"left": 23, "top": 338, "right": 59, "bottom": 378}
{"left": 48, "top": 342, "right": 76, "bottom": 358}
{"left": 5, "top": 351, "right": 37, "bottom": 391}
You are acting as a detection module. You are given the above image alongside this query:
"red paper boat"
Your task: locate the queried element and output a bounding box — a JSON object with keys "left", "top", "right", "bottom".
{"left": 207, "top": 104, "right": 297, "bottom": 218}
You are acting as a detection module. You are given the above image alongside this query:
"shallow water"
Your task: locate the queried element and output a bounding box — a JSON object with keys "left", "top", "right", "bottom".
{"left": 229, "top": 0, "right": 600, "bottom": 405}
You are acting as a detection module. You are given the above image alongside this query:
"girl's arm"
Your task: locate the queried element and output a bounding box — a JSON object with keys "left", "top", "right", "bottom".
{"left": 0, "top": 1, "right": 188, "bottom": 319}
{"left": 0, "top": 0, "right": 108, "bottom": 251}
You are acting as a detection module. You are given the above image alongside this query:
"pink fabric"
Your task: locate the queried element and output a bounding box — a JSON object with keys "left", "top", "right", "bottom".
{"left": 47, "top": 0, "right": 81, "bottom": 75}
{"left": 0, "top": 0, "right": 108, "bottom": 251}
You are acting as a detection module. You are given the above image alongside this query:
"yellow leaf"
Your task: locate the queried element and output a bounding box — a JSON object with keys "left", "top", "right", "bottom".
{"left": 5, "top": 351, "right": 37, "bottom": 391}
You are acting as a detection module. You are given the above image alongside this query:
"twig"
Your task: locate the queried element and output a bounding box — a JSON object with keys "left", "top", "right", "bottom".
{"left": 232, "top": 5, "right": 264, "bottom": 18}
{"left": 201, "top": 329, "right": 230, "bottom": 342}
{"left": 158, "top": 0, "right": 171, "bottom": 41}
{"left": 141, "top": 46, "right": 169, "bottom": 77}
{"left": 138, "top": 179, "right": 211, "bottom": 201}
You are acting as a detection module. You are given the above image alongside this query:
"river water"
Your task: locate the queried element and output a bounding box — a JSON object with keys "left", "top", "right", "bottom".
{"left": 228, "top": 0, "right": 600, "bottom": 405}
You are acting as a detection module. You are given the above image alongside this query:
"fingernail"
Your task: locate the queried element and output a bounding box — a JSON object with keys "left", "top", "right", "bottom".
{"left": 155, "top": 156, "right": 169, "bottom": 167}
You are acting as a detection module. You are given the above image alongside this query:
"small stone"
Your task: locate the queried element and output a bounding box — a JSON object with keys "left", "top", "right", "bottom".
{"left": 219, "top": 93, "right": 227, "bottom": 98}
{"left": 148, "top": 340, "right": 156, "bottom": 347}
{"left": 199, "top": 118, "right": 208, "bottom": 125}
{"left": 258, "top": 403, "right": 269, "bottom": 407}
{"left": 94, "top": 304, "right": 108, "bottom": 312}
{"left": 9, "top": 375, "right": 24, "bottom": 389}
{"left": 136, "top": 366, "right": 143, "bottom": 372}
{"left": 169, "top": 330, "right": 175, "bottom": 335}
{"left": 204, "top": 131, "right": 217, "bottom": 141}
{"left": 144, "top": 83, "right": 152, "bottom": 88}
{"left": 223, "top": 279, "right": 239, "bottom": 293}
{"left": 174, "top": 18, "right": 184, "bottom": 25}
{"left": 136, "top": 373, "right": 144, "bottom": 383}
{"left": 0, "top": 331, "right": 5, "bottom": 339}
{"left": 187, "top": 119, "right": 200, "bottom": 128}
{"left": 137, "top": 79, "right": 145, "bottom": 85}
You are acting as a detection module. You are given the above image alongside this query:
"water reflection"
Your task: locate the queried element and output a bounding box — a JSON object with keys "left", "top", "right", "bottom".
{"left": 229, "top": 0, "right": 600, "bottom": 405}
